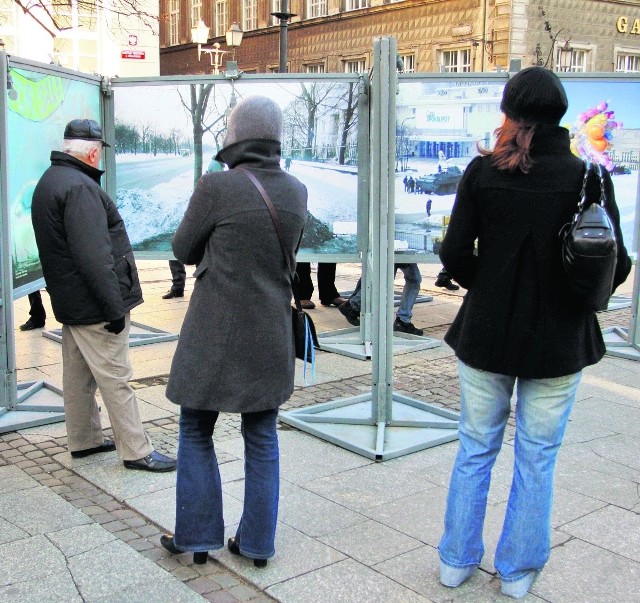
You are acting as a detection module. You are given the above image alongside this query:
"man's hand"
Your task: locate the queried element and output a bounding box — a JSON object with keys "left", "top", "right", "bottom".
{"left": 104, "top": 317, "right": 126, "bottom": 334}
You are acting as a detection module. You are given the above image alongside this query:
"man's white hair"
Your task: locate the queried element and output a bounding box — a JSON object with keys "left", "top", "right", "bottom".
{"left": 62, "top": 138, "right": 101, "bottom": 158}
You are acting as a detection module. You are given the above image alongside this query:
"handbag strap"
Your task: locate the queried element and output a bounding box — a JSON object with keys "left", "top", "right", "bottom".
{"left": 235, "top": 166, "right": 303, "bottom": 312}
{"left": 579, "top": 162, "right": 606, "bottom": 211}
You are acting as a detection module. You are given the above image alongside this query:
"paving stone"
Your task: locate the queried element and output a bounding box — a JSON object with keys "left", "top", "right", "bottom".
{"left": 0, "top": 485, "right": 91, "bottom": 535}
{"left": 560, "top": 505, "right": 640, "bottom": 561}
{"left": 0, "top": 570, "right": 82, "bottom": 602}
{"left": 267, "top": 558, "right": 429, "bottom": 603}
{"left": 129, "top": 537, "right": 156, "bottom": 552}
{"left": 113, "top": 529, "right": 139, "bottom": 542}
{"left": 187, "top": 576, "right": 223, "bottom": 594}
{"left": 47, "top": 523, "right": 116, "bottom": 557}
{"left": 228, "top": 584, "right": 262, "bottom": 601}
{"left": 67, "top": 539, "right": 203, "bottom": 602}
{"left": 533, "top": 538, "right": 640, "bottom": 602}
{"left": 0, "top": 535, "right": 68, "bottom": 585}
{"left": 172, "top": 565, "right": 202, "bottom": 581}
{"left": 0, "top": 465, "right": 40, "bottom": 495}
{"left": 101, "top": 520, "right": 129, "bottom": 533}
{"left": 0, "top": 517, "right": 29, "bottom": 545}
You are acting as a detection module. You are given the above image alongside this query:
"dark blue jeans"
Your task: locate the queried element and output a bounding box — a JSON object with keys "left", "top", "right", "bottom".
{"left": 174, "top": 407, "right": 280, "bottom": 558}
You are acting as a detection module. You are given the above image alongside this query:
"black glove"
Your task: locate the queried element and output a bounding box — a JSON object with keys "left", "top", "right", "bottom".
{"left": 104, "top": 316, "right": 126, "bottom": 335}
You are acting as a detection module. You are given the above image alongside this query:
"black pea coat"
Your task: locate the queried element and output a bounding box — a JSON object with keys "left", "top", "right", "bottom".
{"left": 440, "top": 126, "right": 631, "bottom": 379}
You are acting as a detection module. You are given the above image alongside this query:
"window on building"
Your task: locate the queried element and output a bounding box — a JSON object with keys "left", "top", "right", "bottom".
{"left": 214, "top": 0, "right": 228, "bottom": 37}
{"left": 556, "top": 47, "right": 588, "bottom": 72}
{"left": 398, "top": 53, "right": 415, "bottom": 73}
{"left": 306, "top": 63, "right": 326, "bottom": 73}
{"left": 243, "top": 0, "right": 257, "bottom": 31}
{"left": 344, "top": 58, "right": 367, "bottom": 73}
{"left": 169, "top": 0, "right": 180, "bottom": 46}
{"left": 191, "top": 0, "right": 202, "bottom": 27}
{"left": 308, "top": 0, "right": 327, "bottom": 18}
{"left": 440, "top": 48, "right": 471, "bottom": 72}
{"left": 0, "top": 0, "right": 16, "bottom": 52}
{"left": 615, "top": 52, "right": 640, "bottom": 73}
{"left": 345, "top": 0, "right": 369, "bottom": 10}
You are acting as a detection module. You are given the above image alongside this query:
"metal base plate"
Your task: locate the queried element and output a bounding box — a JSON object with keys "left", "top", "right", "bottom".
{"left": 602, "top": 326, "right": 640, "bottom": 361}
{"left": 280, "top": 392, "right": 459, "bottom": 461}
{"left": 0, "top": 381, "right": 65, "bottom": 434}
{"left": 317, "top": 328, "right": 441, "bottom": 360}
{"left": 42, "top": 321, "right": 179, "bottom": 347}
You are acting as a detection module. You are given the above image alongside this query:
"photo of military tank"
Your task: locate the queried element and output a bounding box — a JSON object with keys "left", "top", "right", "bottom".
{"left": 415, "top": 165, "right": 464, "bottom": 195}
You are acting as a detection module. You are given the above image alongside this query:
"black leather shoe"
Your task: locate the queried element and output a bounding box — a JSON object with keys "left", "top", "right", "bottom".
{"left": 123, "top": 451, "right": 176, "bottom": 472}
{"left": 393, "top": 317, "right": 424, "bottom": 336}
{"left": 338, "top": 301, "right": 360, "bottom": 326}
{"left": 434, "top": 276, "right": 460, "bottom": 291}
{"left": 71, "top": 439, "right": 116, "bottom": 458}
{"left": 162, "top": 289, "right": 184, "bottom": 299}
{"left": 227, "top": 536, "right": 267, "bottom": 568}
{"left": 321, "top": 296, "right": 349, "bottom": 307}
{"left": 19, "top": 318, "right": 45, "bottom": 331}
{"left": 161, "top": 534, "right": 207, "bottom": 564}
{"left": 299, "top": 299, "right": 316, "bottom": 309}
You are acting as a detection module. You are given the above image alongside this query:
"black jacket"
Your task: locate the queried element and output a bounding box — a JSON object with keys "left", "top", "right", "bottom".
{"left": 31, "top": 151, "right": 143, "bottom": 325}
{"left": 440, "top": 126, "right": 631, "bottom": 378}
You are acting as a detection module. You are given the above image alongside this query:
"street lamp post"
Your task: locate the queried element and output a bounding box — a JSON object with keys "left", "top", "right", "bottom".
{"left": 271, "top": 0, "right": 296, "bottom": 73}
{"left": 191, "top": 20, "right": 244, "bottom": 76}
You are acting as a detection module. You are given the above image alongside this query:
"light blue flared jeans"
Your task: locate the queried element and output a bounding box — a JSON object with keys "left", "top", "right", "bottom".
{"left": 439, "top": 360, "right": 581, "bottom": 583}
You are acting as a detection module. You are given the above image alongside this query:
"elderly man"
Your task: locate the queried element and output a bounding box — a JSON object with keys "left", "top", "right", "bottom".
{"left": 31, "top": 119, "right": 176, "bottom": 472}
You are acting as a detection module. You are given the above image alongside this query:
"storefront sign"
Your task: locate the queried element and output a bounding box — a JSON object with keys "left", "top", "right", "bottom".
{"left": 121, "top": 50, "right": 146, "bottom": 60}
{"left": 416, "top": 106, "right": 464, "bottom": 130}
{"left": 616, "top": 17, "right": 640, "bottom": 34}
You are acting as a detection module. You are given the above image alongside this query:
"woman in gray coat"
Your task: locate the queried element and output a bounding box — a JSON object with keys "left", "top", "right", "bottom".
{"left": 161, "top": 96, "right": 307, "bottom": 566}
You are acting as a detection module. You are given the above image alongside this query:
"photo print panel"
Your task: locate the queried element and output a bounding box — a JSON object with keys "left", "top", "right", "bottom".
{"left": 395, "top": 77, "right": 504, "bottom": 259}
{"left": 113, "top": 78, "right": 361, "bottom": 257}
{"left": 7, "top": 66, "right": 101, "bottom": 292}
{"left": 561, "top": 78, "right": 640, "bottom": 252}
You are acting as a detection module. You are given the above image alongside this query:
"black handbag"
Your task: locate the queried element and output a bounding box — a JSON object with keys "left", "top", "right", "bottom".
{"left": 237, "top": 167, "right": 319, "bottom": 364}
{"left": 559, "top": 162, "right": 617, "bottom": 311}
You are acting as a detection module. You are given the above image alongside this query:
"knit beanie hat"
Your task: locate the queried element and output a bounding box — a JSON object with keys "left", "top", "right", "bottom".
{"left": 500, "top": 66, "right": 568, "bottom": 125}
{"left": 224, "top": 95, "right": 282, "bottom": 147}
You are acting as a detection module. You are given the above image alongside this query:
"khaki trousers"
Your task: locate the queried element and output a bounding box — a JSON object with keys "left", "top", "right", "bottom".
{"left": 61, "top": 314, "right": 153, "bottom": 461}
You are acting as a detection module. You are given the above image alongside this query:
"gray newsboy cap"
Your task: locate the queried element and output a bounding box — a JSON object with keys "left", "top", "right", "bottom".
{"left": 64, "top": 119, "right": 111, "bottom": 147}
{"left": 224, "top": 96, "right": 282, "bottom": 147}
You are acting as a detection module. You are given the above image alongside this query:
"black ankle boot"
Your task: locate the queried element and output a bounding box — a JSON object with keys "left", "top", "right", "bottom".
{"left": 160, "top": 534, "right": 208, "bottom": 565}
{"left": 227, "top": 537, "right": 268, "bottom": 568}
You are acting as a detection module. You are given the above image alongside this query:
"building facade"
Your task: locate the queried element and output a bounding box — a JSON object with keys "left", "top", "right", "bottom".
{"left": 0, "top": 0, "right": 160, "bottom": 76}
{"left": 159, "top": 0, "right": 640, "bottom": 76}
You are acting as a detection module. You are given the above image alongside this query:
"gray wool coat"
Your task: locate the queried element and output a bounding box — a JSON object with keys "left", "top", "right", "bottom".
{"left": 165, "top": 139, "right": 307, "bottom": 413}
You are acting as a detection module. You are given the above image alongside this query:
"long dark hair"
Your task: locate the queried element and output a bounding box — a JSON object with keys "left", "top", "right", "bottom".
{"left": 479, "top": 116, "right": 537, "bottom": 173}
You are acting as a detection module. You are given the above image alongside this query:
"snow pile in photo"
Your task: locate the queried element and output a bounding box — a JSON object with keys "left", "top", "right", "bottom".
{"left": 116, "top": 171, "right": 192, "bottom": 245}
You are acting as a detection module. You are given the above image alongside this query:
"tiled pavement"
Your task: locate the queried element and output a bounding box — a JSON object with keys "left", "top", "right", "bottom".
{"left": 2, "top": 261, "right": 639, "bottom": 602}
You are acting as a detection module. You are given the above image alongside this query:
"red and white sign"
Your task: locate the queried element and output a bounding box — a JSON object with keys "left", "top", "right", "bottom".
{"left": 121, "top": 50, "right": 146, "bottom": 60}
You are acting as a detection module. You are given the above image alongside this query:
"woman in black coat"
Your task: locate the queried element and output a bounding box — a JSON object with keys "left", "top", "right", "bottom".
{"left": 161, "top": 96, "right": 307, "bottom": 567}
{"left": 437, "top": 67, "right": 631, "bottom": 599}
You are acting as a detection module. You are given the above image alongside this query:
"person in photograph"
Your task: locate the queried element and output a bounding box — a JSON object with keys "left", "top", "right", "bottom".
{"left": 437, "top": 67, "right": 631, "bottom": 598}
{"left": 161, "top": 96, "right": 307, "bottom": 567}
{"left": 31, "top": 119, "right": 176, "bottom": 472}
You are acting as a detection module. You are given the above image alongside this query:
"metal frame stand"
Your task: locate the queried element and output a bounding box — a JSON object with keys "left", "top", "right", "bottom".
{"left": 0, "top": 53, "right": 67, "bottom": 433}
{"left": 42, "top": 321, "right": 179, "bottom": 347}
{"left": 602, "top": 165, "right": 640, "bottom": 360}
{"left": 281, "top": 38, "right": 458, "bottom": 460}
